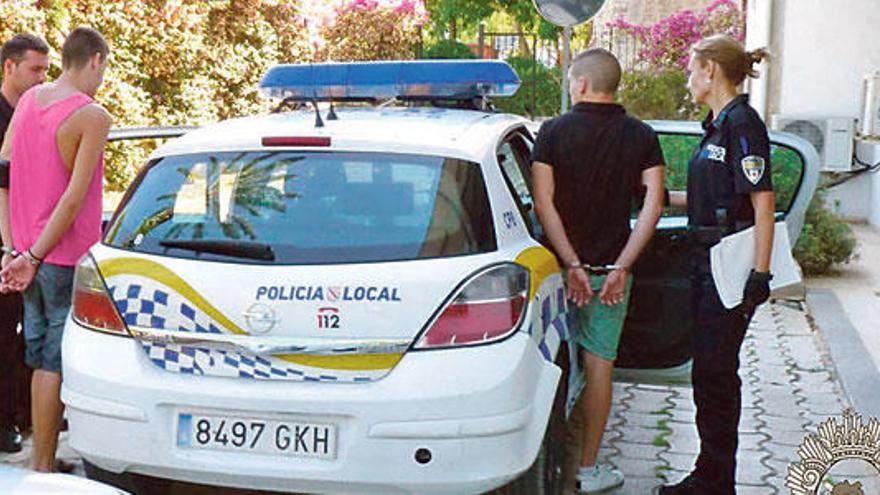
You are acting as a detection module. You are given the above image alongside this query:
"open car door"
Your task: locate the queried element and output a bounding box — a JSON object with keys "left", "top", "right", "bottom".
{"left": 614, "top": 121, "right": 821, "bottom": 383}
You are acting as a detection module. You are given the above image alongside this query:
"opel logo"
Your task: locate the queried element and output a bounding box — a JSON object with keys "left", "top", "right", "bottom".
{"left": 242, "top": 303, "right": 280, "bottom": 335}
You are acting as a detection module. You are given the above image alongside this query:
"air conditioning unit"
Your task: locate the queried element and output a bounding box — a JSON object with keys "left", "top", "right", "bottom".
{"left": 770, "top": 115, "right": 855, "bottom": 172}
{"left": 860, "top": 71, "right": 880, "bottom": 138}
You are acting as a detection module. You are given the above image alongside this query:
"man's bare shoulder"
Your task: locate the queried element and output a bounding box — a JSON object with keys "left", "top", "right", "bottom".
{"left": 71, "top": 103, "right": 112, "bottom": 129}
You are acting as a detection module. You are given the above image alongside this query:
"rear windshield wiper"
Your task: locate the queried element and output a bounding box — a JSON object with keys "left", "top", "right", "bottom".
{"left": 159, "top": 239, "right": 275, "bottom": 262}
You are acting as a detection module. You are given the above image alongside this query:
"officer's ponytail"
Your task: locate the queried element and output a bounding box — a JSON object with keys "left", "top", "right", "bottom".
{"left": 692, "top": 34, "right": 769, "bottom": 85}
{"left": 744, "top": 48, "right": 769, "bottom": 79}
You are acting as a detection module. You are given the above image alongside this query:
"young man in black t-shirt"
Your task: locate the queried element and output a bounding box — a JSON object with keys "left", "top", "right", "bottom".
{"left": 532, "top": 48, "right": 665, "bottom": 493}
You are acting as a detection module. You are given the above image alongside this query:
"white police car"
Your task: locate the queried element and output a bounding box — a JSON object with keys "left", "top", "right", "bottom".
{"left": 63, "top": 60, "right": 820, "bottom": 495}
{"left": 63, "top": 61, "right": 577, "bottom": 495}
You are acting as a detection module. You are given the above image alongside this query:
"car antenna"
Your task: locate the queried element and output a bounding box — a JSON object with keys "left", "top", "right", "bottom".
{"left": 311, "top": 97, "right": 324, "bottom": 128}
{"left": 327, "top": 100, "right": 338, "bottom": 121}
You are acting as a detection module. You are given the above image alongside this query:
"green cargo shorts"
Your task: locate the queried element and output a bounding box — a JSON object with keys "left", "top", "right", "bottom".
{"left": 567, "top": 272, "right": 633, "bottom": 362}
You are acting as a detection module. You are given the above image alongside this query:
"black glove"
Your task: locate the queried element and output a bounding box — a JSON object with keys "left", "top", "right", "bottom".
{"left": 743, "top": 269, "right": 773, "bottom": 307}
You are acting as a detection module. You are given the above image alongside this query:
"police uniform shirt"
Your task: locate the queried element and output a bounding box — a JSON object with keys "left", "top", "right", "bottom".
{"left": 531, "top": 102, "right": 665, "bottom": 266}
{"left": 687, "top": 94, "right": 772, "bottom": 230}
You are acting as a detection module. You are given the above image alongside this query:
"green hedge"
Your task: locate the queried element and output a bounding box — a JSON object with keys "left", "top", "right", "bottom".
{"left": 422, "top": 39, "right": 476, "bottom": 59}
{"left": 793, "top": 191, "right": 857, "bottom": 275}
{"left": 494, "top": 56, "right": 561, "bottom": 118}
{"left": 618, "top": 70, "right": 702, "bottom": 121}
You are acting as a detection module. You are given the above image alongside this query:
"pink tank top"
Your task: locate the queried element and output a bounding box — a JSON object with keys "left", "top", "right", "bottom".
{"left": 9, "top": 86, "right": 104, "bottom": 266}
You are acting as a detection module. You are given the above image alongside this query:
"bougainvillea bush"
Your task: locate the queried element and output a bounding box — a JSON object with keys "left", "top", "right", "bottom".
{"left": 0, "top": 0, "right": 430, "bottom": 190}
{"left": 607, "top": 0, "right": 744, "bottom": 72}
{"left": 320, "top": 0, "right": 428, "bottom": 61}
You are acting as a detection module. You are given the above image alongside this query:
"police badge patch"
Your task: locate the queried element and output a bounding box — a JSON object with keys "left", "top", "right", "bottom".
{"left": 741, "top": 155, "right": 765, "bottom": 185}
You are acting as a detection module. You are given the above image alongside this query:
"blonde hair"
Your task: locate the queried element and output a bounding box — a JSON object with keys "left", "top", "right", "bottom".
{"left": 692, "top": 34, "right": 768, "bottom": 85}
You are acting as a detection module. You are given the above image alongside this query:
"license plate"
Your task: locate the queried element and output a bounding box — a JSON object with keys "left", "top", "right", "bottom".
{"left": 177, "top": 413, "right": 337, "bottom": 459}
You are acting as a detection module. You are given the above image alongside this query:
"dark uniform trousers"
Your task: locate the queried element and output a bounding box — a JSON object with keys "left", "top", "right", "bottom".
{"left": 0, "top": 292, "right": 27, "bottom": 430}
{"left": 690, "top": 247, "right": 753, "bottom": 495}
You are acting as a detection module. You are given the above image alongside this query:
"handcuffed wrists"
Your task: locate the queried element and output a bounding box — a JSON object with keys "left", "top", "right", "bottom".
{"left": 1, "top": 245, "right": 18, "bottom": 257}
{"left": 22, "top": 249, "right": 42, "bottom": 266}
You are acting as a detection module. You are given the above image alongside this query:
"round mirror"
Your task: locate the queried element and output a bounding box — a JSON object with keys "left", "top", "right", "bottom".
{"left": 532, "top": 0, "right": 607, "bottom": 27}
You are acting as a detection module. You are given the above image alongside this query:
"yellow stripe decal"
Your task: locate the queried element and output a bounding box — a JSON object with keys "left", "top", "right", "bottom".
{"left": 97, "top": 257, "right": 401, "bottom": 371}
{"left": 515, "top": 246, "right": 561, "bottom": 299}
{"left": 277, "top": 353, "right": 402, "bottom": 371}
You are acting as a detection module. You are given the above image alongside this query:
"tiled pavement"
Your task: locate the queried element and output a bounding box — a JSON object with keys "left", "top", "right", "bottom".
{"left": 564, "top": 301, "right": 880, "bottom": 494}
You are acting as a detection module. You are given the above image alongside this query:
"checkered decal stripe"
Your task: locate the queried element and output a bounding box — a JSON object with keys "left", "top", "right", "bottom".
{"left": 140, "top": 342, "right": 374, "bottom": 382}
{"left": 528, "top": 284, "right": 568, "bottom": 362}
{"left": 110, "top": 283, "right": 223, "bottom": 335}
{"left": 107, "top": 276, "right": 379, "bottom": 383}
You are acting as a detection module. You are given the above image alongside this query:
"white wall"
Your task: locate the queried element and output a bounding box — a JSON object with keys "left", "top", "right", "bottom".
{"left": 772, "top": 0, "right": 880, "bottom": 119}
{"left": 825, "top": 173, "right": 871, "bottom": 220}
{"left": 748, "top": 0, "right": 880, "bottom": 225}
{"left": 872, "top": 173, "right": 880, "bottom": 227}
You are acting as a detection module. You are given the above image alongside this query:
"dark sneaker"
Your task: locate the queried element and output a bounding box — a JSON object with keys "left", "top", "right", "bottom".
{"left": 0, "top": 424, "right": 23, "bottom": 453}
{"left": 654, "top": 474, "right": 699, "bottom": 494}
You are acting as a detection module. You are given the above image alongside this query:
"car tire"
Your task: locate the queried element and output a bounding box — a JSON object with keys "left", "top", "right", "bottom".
{"left": 83, "top": 459, "right": 136, "bottom": 493}
{"left": 84, "top": 460, "right": 173, "bottom": 495}
{"left": 490, "top": 351, "right": 568, "bottom": 495}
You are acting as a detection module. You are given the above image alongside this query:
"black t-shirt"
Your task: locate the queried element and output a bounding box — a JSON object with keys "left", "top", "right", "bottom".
{"left": 531, "top": 102, "right": 665, "bottom": 266}
{"left": 687, "top": 94, "right": 772, "bottom": 230}
{"left": 0, "top": 94, "right": 12, "bottom": 188}
{"left": 0, "top": 93, "right": 12, "bottom": 145}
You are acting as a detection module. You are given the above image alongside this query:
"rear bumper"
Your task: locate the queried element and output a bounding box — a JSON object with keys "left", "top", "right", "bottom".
{"left": 62, "top": 319, "right": 561, "bottom": 495}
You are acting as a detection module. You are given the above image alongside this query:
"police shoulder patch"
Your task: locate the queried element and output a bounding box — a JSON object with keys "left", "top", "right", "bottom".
{"left": 741, "top": 155, "right": 766, "bottom": 185}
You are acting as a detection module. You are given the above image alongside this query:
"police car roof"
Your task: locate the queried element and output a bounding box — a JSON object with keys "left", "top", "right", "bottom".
{"left": 154, "top": 106, "right": 525, "bottom": 162}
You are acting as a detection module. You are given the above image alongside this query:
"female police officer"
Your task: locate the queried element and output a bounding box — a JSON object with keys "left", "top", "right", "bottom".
{"left": 657, "top": 35, "right": 773, "bottom": 495}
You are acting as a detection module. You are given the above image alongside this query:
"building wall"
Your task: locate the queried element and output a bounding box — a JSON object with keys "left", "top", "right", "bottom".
{"left": 748, "top": 0, "right": 880, "bottom": 121}
{"left": 592, "top": 0, "right": 717, "bottom": 36}
{"left": 768, "top": 0, "right": 880, "bottom": 119}
{"left": 748, "top": 0, "right": 880, "bottom": 225}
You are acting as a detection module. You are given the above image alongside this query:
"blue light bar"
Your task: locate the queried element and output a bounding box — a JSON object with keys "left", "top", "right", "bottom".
{"left": 259, "top": 60, "right": 521, "bottom": 101}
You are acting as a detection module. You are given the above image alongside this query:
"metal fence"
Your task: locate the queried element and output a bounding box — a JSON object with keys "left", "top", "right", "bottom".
{"left": 591, "top": 26, "right": 644, "bottom": 72}
{"left": 476, "top": 24, "right": 540, "bottom": 116}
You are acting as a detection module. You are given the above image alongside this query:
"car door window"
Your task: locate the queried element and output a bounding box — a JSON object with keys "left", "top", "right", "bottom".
{"left": 657, "top": 133, "right": 805, "bottom": 216}
{"left": 497, "top": 132, "right": 542, "bottom": 238}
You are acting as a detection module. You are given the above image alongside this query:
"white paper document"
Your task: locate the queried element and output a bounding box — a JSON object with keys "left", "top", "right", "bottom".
{"left": 709, "top": 221, "right": 801, "bottom": 309}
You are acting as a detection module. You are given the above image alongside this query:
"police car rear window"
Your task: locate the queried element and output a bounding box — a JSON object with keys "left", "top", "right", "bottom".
{"left": 104, "top": 151, "right": 496, "bottom": 264}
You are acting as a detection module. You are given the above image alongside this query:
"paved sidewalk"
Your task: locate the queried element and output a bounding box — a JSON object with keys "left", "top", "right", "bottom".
{"left": 565, "top": 301, "right": 880, "bottom": 494}
{"left": 807, "top": 223, "right": 880, "bottom": 416}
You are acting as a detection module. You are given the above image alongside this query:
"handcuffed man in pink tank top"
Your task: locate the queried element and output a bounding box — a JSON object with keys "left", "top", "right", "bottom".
{"left": 0, "top": 26, "right": 111, "bottom": 472}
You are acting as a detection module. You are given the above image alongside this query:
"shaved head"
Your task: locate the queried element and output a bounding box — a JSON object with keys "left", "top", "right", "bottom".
{"left": 570, "top": 48, "right": 621, "bottom": 94}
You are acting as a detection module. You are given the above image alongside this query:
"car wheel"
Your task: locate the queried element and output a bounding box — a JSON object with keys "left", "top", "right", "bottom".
{"left": 490, "top": 351, "right": 568, "bottom": 495}
{"left": 84, "top": 460, "right": 173, "bottom": 495}
{"left": 83, "top": 459, "right": 136, "bottom": 493}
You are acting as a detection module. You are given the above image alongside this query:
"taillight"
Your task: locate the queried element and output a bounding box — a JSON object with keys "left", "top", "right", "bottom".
{"left": 415, "top": 263, "right": 529, "bottom": 349}
{"left": 72, "top": 253, "right": 128, "bottom": 336}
